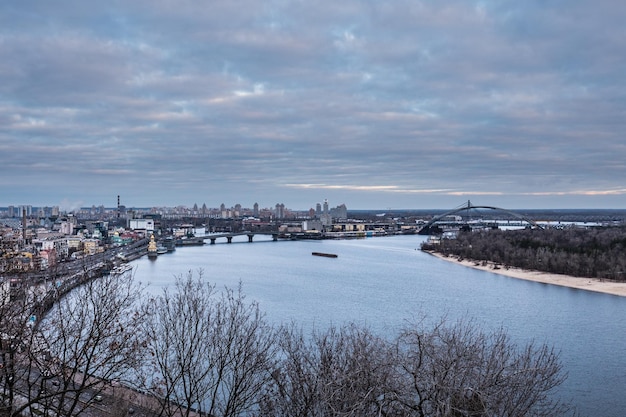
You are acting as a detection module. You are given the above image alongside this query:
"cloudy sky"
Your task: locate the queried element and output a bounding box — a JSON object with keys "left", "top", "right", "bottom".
{"left": 1, "top": 0, "right": 625, "bottom": 210}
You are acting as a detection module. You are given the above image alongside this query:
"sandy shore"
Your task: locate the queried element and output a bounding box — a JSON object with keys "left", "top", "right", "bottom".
{"left": 426, "top": 251, "right": 626, "bottom": 298}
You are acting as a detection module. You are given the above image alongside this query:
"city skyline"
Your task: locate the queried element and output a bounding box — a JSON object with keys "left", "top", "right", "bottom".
{"left": 1, "top": 1, "right": 625, "bottom": 210}
{"left": 0, "top": 199, "right": 348, "bottom": 217}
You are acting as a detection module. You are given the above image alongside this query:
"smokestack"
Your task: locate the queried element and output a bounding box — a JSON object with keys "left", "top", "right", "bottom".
{"left": 22, "top": 208, "right": 27, "bottom": 241}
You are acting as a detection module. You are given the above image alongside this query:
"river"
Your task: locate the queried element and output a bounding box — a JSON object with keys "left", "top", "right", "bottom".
{"left": 131, "top": 234, "right": 626, "bottom": 417}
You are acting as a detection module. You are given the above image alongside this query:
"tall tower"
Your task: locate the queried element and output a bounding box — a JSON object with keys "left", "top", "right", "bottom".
{"left": 117, "top": 195, "right": 120, "bottom": 218}
{"left": 22, "top": 208, "right": 27, "bottom": 242}
{"left": 321, "top": 199, "right": 331, "bottom": 226}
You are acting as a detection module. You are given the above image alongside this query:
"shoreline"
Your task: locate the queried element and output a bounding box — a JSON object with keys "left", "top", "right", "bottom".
{"left": 425, "top": 251, "right": 626, "bottom": 298}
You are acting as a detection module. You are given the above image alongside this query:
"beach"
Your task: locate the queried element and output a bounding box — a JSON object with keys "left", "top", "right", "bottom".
{"left": 427, "top": 251, "right": 626, "bottom": 298}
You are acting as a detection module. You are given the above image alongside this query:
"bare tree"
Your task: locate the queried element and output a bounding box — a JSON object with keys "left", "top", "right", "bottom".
{"left": 141, "top": 270, "right": 276, "bottom": 417}
{"left": 394, "top": 318, "right": 571, "bottom": 417}
{"left": 0, "top": 280, "right": 34, "bottom": 416}
{"left": 5, "top": 271, "right": 147, "bottom": 417}
{"left": 141, "top": 271, "right": 218, "bottom": 417}
{"left": 261, "top": 323, "right": 399, "bottom": 417}
{"left": 210, "top": 282, "right": 277, "bottom": 417}
{"left": 4, "top": 266, "right": 571, "bottom": 417}
{"left": 260, "top": 318, "right": 573, "bottom": 417}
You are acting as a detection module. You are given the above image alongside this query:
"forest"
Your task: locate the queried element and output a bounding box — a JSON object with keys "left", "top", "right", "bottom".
{"left": 421, "top": 226, "right": 626, "bottom": 280}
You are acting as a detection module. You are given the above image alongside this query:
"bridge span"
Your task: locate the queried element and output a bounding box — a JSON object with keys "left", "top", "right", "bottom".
{"left": 418, "top": 201, "right": 542, "bottom": 235}
{"left": 200, "top": 231, "right": 281, "bottom": 244}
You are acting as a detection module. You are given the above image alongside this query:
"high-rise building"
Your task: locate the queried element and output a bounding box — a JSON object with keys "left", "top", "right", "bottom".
{"left": 321, "top": 199, "right": 332, "bottom": 226}
{"left": 330, "top": 203, "right": 348, "bottom": 220}
{"left": 19, "top": 205, "right": 33, "bottom": 217}
{"left": 275, "top": 203, "right": 285, "bottom": 219}
{"left": 253, "top": 202, "right": 259, "bottom": 217}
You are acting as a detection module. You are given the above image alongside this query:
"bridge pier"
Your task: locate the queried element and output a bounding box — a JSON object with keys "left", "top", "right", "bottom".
{"left": 247, "top": 234, "right": 254, "bottom": 243}
{"left": 272, "top": 234, "right": 278, "bottom": 241}
{"left": 226, "top": 236, "right": 233, "bottom": 243}
{"left": 210, "top": 238, "right": 216, "bottom": 245}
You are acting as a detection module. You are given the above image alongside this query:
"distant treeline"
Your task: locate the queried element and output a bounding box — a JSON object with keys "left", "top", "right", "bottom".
{"left": 422, "top": 226, "right": 626, "bottom": 280}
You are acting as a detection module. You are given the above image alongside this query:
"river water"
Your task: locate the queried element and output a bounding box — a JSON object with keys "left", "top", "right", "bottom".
{"left": 131, "top": 234, "right": 626, "bottom": 417}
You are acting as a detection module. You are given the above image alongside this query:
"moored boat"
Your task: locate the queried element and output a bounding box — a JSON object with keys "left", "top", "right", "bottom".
{"left": 111, "top": 264, "right": 133, "bottom": 276}
{"left": 164, "top": 236, "right": 176, "bottom": 252}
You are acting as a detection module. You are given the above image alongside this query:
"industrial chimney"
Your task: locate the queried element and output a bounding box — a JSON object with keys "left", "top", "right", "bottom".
{"left": 22, "top": 208, "right": 27, "bottom": 242}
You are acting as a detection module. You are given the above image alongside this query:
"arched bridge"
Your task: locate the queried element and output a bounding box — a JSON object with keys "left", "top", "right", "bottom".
{"left": 175, "top": 231, "right": 319, "bottom": 246}
{"left": 418, "top": 201, "right": 543, "bottom": 235}
{"left": 202, "top": 232, "right": 280, "bottom": 244}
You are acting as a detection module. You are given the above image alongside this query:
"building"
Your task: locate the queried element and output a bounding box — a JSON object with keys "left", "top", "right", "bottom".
{"left": 320, "top": 199, "right": 332, "bottom": 226}
{"left": 330, "top": 203, "right": 348, "bottom": 220}
{"left": 128, "top": 218, "right": 155, "bottom": 235}
{"left": 39, "top": 249, "right": 57, "bottom": 270}
{"left": 19, "top": 205, "right": 33, "bottom": 217}
{"left": 83, "top": 239, "right": 100, "bottom": 255}
{"left": 67, "top": 237, "right": 82, "bottom": 254}
{"left": 302, "top": 220, "right": 323, "bottom": 231}
{"left": 56, "top": 215, "right": 77, "bottom": 235}
{"left": 275, "top": 203, "right": 285, "bottom": 219}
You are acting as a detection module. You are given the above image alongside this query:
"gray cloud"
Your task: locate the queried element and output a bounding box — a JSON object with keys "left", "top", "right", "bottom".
{"left": 1, "top": 0, "right": 625, "bottom": 209}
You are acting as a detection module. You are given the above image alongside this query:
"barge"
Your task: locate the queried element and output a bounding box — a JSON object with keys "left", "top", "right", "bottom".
{"left": 312, "top": 252, "right": 338, "bottom": 258}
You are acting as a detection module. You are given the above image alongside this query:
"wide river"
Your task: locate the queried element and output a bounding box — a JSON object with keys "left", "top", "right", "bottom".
{"left": 131, "top": 234, "right": 626, "bottom": 417}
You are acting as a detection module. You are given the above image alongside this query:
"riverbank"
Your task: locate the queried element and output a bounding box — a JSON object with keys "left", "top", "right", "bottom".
{"left": 425, "top": 251, "right": 626, "bottom": 298}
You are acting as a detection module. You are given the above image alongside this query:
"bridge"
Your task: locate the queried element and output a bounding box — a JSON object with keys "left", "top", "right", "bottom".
{"left": 418, "top": 201, "right": 543, "bottom": 235}
{"left": 200, "top": 232, "right": 281, "bottom": 244}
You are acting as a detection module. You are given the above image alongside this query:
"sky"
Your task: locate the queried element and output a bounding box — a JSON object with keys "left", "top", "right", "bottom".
{"left": 1, "top": 0, "right": 625, "bottom": 211}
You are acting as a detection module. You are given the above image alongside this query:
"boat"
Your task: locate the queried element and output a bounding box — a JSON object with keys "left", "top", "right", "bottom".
{"left": 164, "top": 236, "right": 176, "bottom": 252}
{"left": 111, "top": 264, "right": 133, "bottom": 276}
{"left": 312, "top": 252, "right": 338, "bottom": 258}
{"left": 156, "top": 244, "right": 168, "bottom": 255}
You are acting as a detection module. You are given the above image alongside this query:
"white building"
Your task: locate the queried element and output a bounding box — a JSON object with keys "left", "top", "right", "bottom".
{"left": 129, "top": 218, "right": 155, "bottom": 233}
